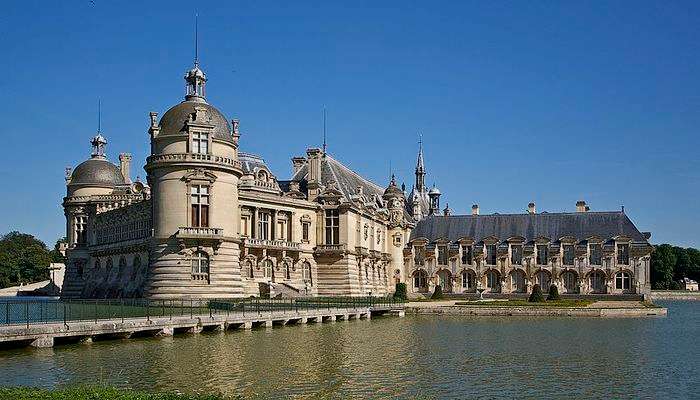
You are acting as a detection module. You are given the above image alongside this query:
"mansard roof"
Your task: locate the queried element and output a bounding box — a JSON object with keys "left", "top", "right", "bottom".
{"left": 410, "top": 211, "right": 648, "bottom": 244}
{"left": 290, "top": 153, "right": 385, "bottom": 202}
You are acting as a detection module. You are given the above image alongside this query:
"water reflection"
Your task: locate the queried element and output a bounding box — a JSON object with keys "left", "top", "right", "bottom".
{"left": 0, "top": 302, "right": 697, "bottom": 399}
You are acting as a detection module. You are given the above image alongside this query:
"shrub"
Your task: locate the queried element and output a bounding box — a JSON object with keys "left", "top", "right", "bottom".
{"left": 547, "top": 284, "right": 561, "bottom": 301}
{"left": 394, "top": 282, "right": 407, "bottom": 300}
{"left": 431, "top": 285, "right": 444, "bottom": 300}
{"left": 528, "top": 284, "right": 545, "bottom": 302}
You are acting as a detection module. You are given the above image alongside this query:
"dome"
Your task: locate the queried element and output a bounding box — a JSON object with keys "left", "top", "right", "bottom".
{"left": 70, "top": 158, "right": 125, "bottom": 187}
{"left": 158, "top": 100, "right": 233, "bottom": 143}
{"left": 428, "top": 186, "right": 441, "bottom": 195}
{"left": 383, "top": 175, "right": 403, "bottom": 198}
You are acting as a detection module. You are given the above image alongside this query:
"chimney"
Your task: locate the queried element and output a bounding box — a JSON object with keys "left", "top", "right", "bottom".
{"left": 291, "top": 156, "right": 306, "bottom": 175}
{"left": 576, "top": 200, "right": 587, "bottom": 213}
{"left": 528, "top": 202, "right": 536, "bottom": 214}
{"left": 119, "top": 153, "right": 132, "bottom": 184}
{"left": 306, "top": 148, "right": 323, "bottom": 200}
{"left": 472, "top": 204, "right": 479, "bottom": 215}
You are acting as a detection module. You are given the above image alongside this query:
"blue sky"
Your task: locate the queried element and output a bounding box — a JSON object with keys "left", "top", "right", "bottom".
{"left": 0, "top": 1, "right": 698, "bottom": 247}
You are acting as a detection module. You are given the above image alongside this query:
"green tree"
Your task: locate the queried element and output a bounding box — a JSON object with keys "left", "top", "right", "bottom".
{"left": 393, "top": 282, "right": 407, "bottom": 300}
{"left": 49, "top": 237, "right": 67, "bottom": 264}
{"left": 0, "top": 231, "right": 51, "bottom": 288}
{"left": 685, "top": 248, "right": 700, "bottom": 282}
{"left": 528, "top": 284, "right": 545, "bottom": 302}
{"left": 672, "top": 246, "right": 691, "bottom": 282}
{"left": 431, "top": 285, "right": 444, "bottom": 300}
{"left": 547, "top": 284, "right": 560, "bottom": 301}
{"left": 650, "top": 244, "right": 676, "bottom": 289}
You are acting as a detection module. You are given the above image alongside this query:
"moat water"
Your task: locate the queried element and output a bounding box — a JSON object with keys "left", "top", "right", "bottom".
{"left": 0, "top": 301, "right": 697, "bottom": 399}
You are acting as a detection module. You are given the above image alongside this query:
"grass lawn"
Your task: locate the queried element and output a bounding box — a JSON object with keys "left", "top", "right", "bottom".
{"left": 453, "top": 299, "right": 595, "bottom": 307}
{"left": 0, "top": 386, "right": 237, "bottom": 400}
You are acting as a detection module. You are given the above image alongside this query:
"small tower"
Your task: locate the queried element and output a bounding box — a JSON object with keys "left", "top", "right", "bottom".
{"left": 415, "top": 137, "right": 426, "bottom": 193}
{"left": 428, "top": 184, "right": 441, "bottom": 215}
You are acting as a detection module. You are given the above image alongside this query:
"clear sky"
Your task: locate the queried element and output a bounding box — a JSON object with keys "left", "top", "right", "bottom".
{"left": 0, "top": 1, "right": 698, "bottom": 248}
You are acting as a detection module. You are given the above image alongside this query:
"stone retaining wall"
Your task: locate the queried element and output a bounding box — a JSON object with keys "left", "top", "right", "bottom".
{"left": 650, "top": 291, "right": 700, "bottom": 301}
{"left": 405, "top": 305, "right": 667, "bottom": 318}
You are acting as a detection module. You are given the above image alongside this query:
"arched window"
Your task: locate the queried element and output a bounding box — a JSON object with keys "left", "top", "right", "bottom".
{"left": 119, "top": 256, "right": 127, "bottom": 274}
{"left": 106, "top": 258, "right": 113, "bottom": 272}
{"left": 191, "top": 251, "right": 209, "bottom": 281}
{"left": 615, "top": 272, "right": 631, "bottom": 291}
{"left": 510, "top": 270, "right": 526, "bottom": 293}
{"left": 535, "top": 270, "right": 550, "bottom": 290}
{"left": 413, "top": 270, "right": 427, "bottom": 291}
{"left": 302, "top": 261, "right": 312, "bottom": 286}
{"left": 243, "top": 260, "right": 253, "bottom": 278}
{"left": 461, "top": 270, "right": 475, "bottom": 291}
{"left": 436, "top": 270, "right": 452, "bottom": 292}
{"left": 263, "top": 259, "right": 274, "bottom": 281}
{"left": 562, "top": 271, "right": 577, "bottom": 293}
{"left": 589, "top": 271, "right": 605, "bottom": 293}
{"left": 486, "top": 270, "right": 500, "bottom": 292}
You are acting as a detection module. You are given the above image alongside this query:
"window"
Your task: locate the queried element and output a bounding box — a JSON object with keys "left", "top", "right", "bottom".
{"left": 536, "top": 271, "right": 550, "bottom": 289}
{"left": 75, "top": 215, "right": 87, "bottom": 245}
{"left": 393, "top": 235, "right": 402, "bottom": 246}
{"left": 240, "top": 216, "right": 250, "bottom": 237}
{"left": 302, "top": 261, "right": 312, "bottom": 286}
{"left": 190, "top": 185, "right": 209, "bottom": 227}
{"left": 413, "top": 270, "right": 427, "bottom": 290}
{"left": 258, "top": 212, "right": 270, "bottom": 240}
{"left": 192, "top": 132, "right": 209, "bottom": 154}
{"left": 589, "top": 243, "right": 602, "bottom": 266}
{"left": 118, "top": 256, "right": 127, "bottom": 274}
{"left": 284, "top": 261, "right": 291, "bottom": 280}
{"left": 438, "top": 245, "right": 448, "bottom": 266}
{"left": 486, "top": 244, "right": 497, "bottom": 265}
{"left": 461, "top": 245, "right": 473, "bottom": 265}
{"left": 106, "top": 258, "right": 113, "bottom": 272}
{"left": 243, "top": 260, "right": 254, "bottom": 278}
{"left": 617, "top": 244, "right": 630, "bottom": 265}
{"left": 615, "top": 272, "right": 631, "bottom": 290}
{"left": 511, "top": 270, "right": 526, "bottom": 293}
{"left": 263, "top": 259, "right": 274, "bottom": 281}
{"left": 376, "top": 229, "right": 382, "bottom": 245}
{"left": 191, "top": 251, "right": 209, "bottom": 281}
{"left": 563, "top": 271, "right": 577, "bottom": 293}
{"left": 537, "top": 245, "right": 548, "bottom": 265}
{"left": 589, "top": 271, "right": 605, "bottom": 293}
{"left": 486, "top": 270, "right": 499, "bottom": 291}
{"left": 511, "top": 245, "right": 523, "bottom": 265}
{"left": 302, "top": 222, "right": 310, "bottom": 242}
{"left": 277, "top": 219, "right": 287, "bottom": 241}
{"left": 563, "top": 245, "right": 575, "bottom": 266}
{"left": 462, "top": 270, "right": 475, "bottom": 290}
{"left": 414, "top": 246, "right": 425, "bottom": 266}
{"left": 325, "top": 209, "right": 339, "bottom": 245}
{"left": 437, "top": 270, "right": 451, "bottom": 291}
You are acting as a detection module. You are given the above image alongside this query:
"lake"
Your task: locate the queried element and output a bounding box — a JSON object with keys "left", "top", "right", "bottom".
{"left": 0, "top": 301, "right": 697, "bottom": 399}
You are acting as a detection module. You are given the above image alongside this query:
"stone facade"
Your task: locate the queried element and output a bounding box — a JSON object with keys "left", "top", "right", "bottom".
{"left": 61, "top": 58, "right": 653, "bottom": 299}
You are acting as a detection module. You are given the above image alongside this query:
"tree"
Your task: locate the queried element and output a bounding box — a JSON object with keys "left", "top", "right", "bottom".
{"left": 672, "top": 246, "right": 691, "bottom": 282}
{"left": 0, "top": 231, "right": 51, "bottom": 288}
{"left": 49, "top": 237, "right": 67, "bottom": 264}
{"left": 651, "top": 244, "right": 676, "bottom": 289}
{"left": 528, "top": 284, "right": 544, "bottom": 302}
{"left": 431, "top": 285, "right": 444, "bottom": 300}
{"left": 393, "top": 282, "right": 407, "bottom": 300}
{"left": 685, "top": 248, "right": 700, "bottom": 283}
{"left": 547, "top": 284, "right": 560, "bottom": 301}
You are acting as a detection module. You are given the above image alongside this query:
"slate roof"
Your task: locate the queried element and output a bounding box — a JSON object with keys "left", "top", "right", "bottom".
{"left": 70, "top": 158, "right": 125, "bottom": 187}
{"left": 239, "top": 152, "right": 269, "bottom": 175}
{"left": 410, "top": 212, "right": 648, "bottom": 243}
{"left": 290, "top": 154, "right": 385, "bottom": 202}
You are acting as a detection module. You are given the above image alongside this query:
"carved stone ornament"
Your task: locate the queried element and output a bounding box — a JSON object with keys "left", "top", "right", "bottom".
{"left": 182, "top": 168, "right": 217, "bottom": 183}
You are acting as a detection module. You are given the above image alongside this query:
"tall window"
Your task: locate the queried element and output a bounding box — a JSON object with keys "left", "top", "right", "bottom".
{"left": 589, "top": 243, "right": 602, "bottom": 266}
{"left": 118, "top": 256, "right": 127, "bottom": 274}
{"left": 589, "top": 271, "right": 605, "bottom": 293}
{"left": 615, "top": 272, "right": 631, "bottom": 290}
{"left": 563, "top": 245, "right": 575, "bottom": 266}
{"left": 240, "top": 216, "right": 250, "bottom": 237}
{"left": 302, "top": 261, "right": 312, "bottom": 286}
{"left": 75, "top": 215, "right": 87, "bottom": 244}
{"left": 486, "top": 244, "right": 497, "bottom": 265}
{"left": 302, "top": 222, "right": 310, "bottom": 242}
{"left": 536, "top": 271, "right": 550, "bottom": 289}
{"left": 511, "top": 245, "right": 523, "bottom": 265}
{"left": 258, "top": 212, "right": 270, "bottom": 240}
{"left": 537, "top": 245, "right": 549, "bottom": 265}
{"left": 413, "top": 270, "right": 427, "bottom": 289}
{"left": 462, "top": 271, "right": 475, "bottom": 290}
{"left": 263, "top": 259, "right": 274, "bottom": 281}
{"left": 486, "top": 270, "right": 499, "bottom": 291}
{"left": 438, "top": 245, "right": 448, "bottom": 266}
{"left": 192, "top": 132, "right": 209, "bottom": 154}
{"left": 325, "top": 209, "right": 339, "bottom": 245}
{"left": 617, "top": 244, "right": 630, "bottom": 265}
{"left": 284, "top": 261, "right": 291, "bottom": 280}
{"left": 277, "top": 219, "right": 287, "bottom": 241}
{"left": 191, "top": 251, "right": 209, "bottom": 280}
{"left": 461, "top": 245, "right": 473, "bottom": 265}
{"left": 190, "top": 185, "right": 209, "bottom": 227}
{"left": 414, "top": 246, "right": 425, "bottom": 266}
{"left": 563, "top": 271, "right": 577, "bottom": 293}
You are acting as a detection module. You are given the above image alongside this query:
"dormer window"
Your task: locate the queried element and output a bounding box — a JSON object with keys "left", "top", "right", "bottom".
{"left": 486, "top": 244, "right": 497, "bottom": 265}
{"left": 511, "top": 245, "right": 523, "bottom": 265}
{"left": 563, "top": 244, "right": 575, "bottom": 265}
{"left": 192, "top": 132, "right": 209, "bottom": 154}
{"left": 438, "top": 245, "right": 448, "bottom": 266}
{"left": 536, "top": 245, "right": 548, "bottom": 265}
{"left": 617, "top": 244, "right": 630, "bottom": 265}
{"left": 461, "top": 245, "right": 473, "bottom": 265}
{"left": 589, "top": 243, "right": 602, "bottom": 266}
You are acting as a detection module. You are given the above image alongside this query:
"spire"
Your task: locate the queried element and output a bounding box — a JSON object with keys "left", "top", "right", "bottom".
{"left": 91, "top": 99, "right": 107, "bottom": 159}
{"left": 322, "top": 107, "right": 327, "bottom": 154}
{"left": 415, "top": 133, "right": 426, "bottom": 193}
{"left": 184, "top": 13, "right": 207, "bottom": 102}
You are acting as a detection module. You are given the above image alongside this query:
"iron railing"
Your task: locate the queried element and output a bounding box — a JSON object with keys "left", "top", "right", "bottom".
{"left": 0, "top": 297, "right": 404, "bottom": 328}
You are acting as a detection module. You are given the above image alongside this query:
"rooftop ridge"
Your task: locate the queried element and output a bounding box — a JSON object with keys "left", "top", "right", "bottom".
{"left": 325, "top": 153, "right": 384, "bottom": 193}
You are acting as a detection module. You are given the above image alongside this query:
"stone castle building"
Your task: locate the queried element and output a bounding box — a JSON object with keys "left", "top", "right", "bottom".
{"left": 61, "top": 58, "right": 654, "bottom": 299}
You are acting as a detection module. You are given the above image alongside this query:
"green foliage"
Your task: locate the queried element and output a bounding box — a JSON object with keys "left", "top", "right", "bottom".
{"left": 547, "top": 284, "right": 560, "bottom": 301}
{"left": 0, "top": 386, "right": 234, "bottom": 399}
{"left": 528, "top": 284, "right": 545, "bottom": 302}
{"left": 393, "top": 282, "right": 407, "bottom": 300}
{"left": 0, "top": 231, "right": 52, "bottom": 288}
{"left": 431, "top": 285, "right": 444, "bottom": 300}
{"left": 651, "top": 244, "right": 700, "bottom": 289}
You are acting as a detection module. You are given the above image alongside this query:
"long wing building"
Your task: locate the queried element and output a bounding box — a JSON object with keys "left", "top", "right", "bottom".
{"left": 61, "top": 58, "right": 653, "bottom": 299}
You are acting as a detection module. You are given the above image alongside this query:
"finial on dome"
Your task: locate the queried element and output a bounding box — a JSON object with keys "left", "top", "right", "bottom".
{"left": 91, "top": 134, "right": 107, "bottom": 159}
{"left": 185, "top": 13, "right": 207, "bottom": 102}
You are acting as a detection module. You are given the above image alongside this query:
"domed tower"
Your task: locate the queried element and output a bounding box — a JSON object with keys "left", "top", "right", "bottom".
{"left": 428, "top": 185, "right": 441, "bottom": 215}
{"left": 62, "top": 134, "right": 126, "bottom": 297}
{"left": 144, "top": 58, "right": 243, "bottom": 299}
{"left": 383, "top": 175, "right": 412, "bottom": 291}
